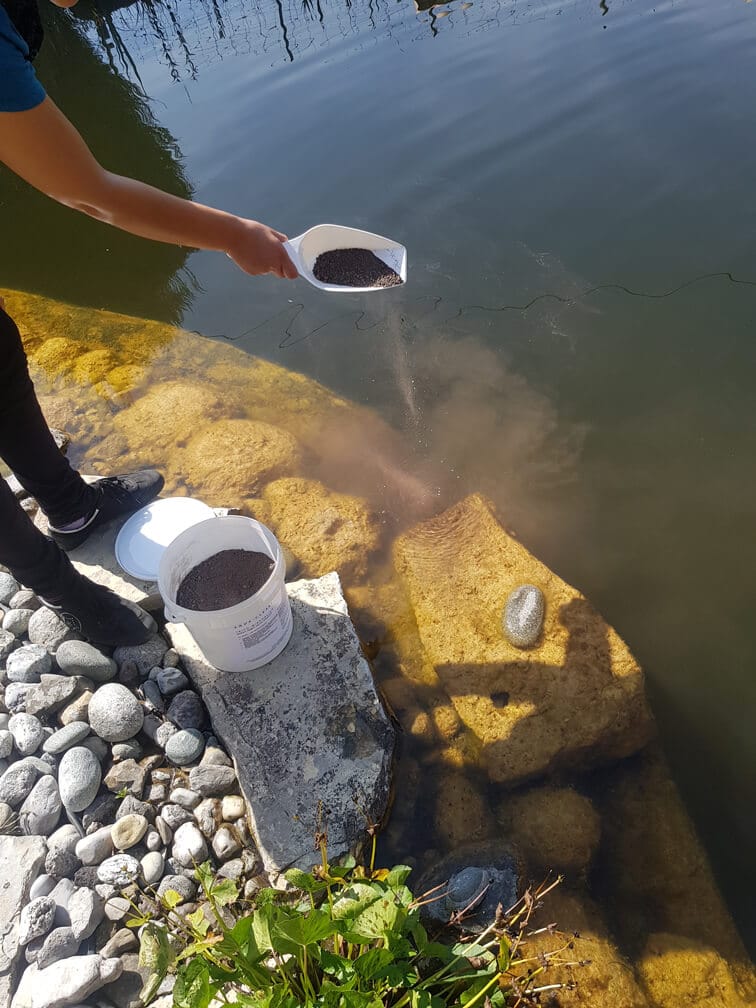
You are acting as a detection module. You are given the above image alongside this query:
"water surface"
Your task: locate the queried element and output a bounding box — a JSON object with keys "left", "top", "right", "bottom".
{"left": 2, "top": 0, "right": 755, "bottom": 947}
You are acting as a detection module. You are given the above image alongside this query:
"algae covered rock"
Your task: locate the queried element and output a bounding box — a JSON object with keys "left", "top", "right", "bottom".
{"left": 497, "top": 785, "right": 601, "bottom": 874}
{"left": 394, "top": 494, "right": 655, "bottom": 785}
{"left": 259, "top": 478, "right": 382, "bottom": 582}
{"left": 637, "top": 933, "right": 752, "bottom": 1008}
{"left": 526, "top": 887, "right": 650, "bottom": 1008}
{"left": 181, "top": 418, "right": 303, "bottom": 499}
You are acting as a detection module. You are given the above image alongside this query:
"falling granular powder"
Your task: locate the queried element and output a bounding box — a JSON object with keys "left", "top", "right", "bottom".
{"left": 176, "top": 549, "right": 274, "bottom": 611}
{"left": 313, "top": 248, "right": 403, "bottom": 288}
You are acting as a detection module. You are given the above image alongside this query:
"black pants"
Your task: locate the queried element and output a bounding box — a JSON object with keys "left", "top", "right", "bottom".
{"left": 0, "top": 306, "right": 96, "bottom": 598}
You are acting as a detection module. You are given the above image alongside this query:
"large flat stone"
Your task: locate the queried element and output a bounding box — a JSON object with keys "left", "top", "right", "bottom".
{"left": 0, "top": 836, "right": 47, "bottom": 1008}
{"left": 167, "top": 572, "right": 395, "bottom": 882}
{"left": 394, "top": 494, "right": 655, "bottom": 786}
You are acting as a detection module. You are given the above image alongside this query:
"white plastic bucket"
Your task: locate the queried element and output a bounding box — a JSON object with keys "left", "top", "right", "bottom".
{"left": 158, "top": 515, "right": 293, "bottom": 673}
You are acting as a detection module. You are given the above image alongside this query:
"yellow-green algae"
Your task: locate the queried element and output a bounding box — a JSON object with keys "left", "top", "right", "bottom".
{"left": 3, "top": 287, "right": 754, "bottom": 1007}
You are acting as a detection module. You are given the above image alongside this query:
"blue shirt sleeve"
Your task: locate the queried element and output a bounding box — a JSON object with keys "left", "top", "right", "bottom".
{"left": 0, "top": 6, "right": 46, "bottom": 112}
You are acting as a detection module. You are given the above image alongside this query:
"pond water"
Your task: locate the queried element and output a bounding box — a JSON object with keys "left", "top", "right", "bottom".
{"left": 2, "top": 0, "right": 755, "bottom": 951}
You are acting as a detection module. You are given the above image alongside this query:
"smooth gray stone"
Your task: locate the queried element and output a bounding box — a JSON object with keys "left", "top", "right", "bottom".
{"left": 29, "top": 874, "right": 57, "bottom": 900}
{"left": 0, "top": 835, "right": 46, "bottom": 1005}
{"left": 2, "top": 608, "right": 34, "bottom": 638}
{"left": 169, "top": 787, "right": 201, "bottom": 810}
{"left": 88, "top": 683, "right": 144, "bottom": 743}
{"left": 36, "top": 926, "right": 79, "bottom": 970}
{"left": 43, "top": 722, "right": 91, "bottom": 756}
{"left": 212, "top": 826, "right": 242, "bottom": 861}
{"left": 188, "top": 764, "right": 236, "bottom": 798}
{"left": 46, "top": 825, "right": 79, "bottom": 857}
{"left": 101, "top": 926, "right": 139, "bottom": 958}
{"left": 156, "top": 817, "right": 172, "bottom": 846}
{"left": 140, "top": 850, "right": 165, "bottom": 885}
{"left": 19, "top": 775, "right": 62, "bottom": 836}
{"left": 141, "top": 680, "right": 164, "bottom": 713}
{"left": 156, "top": 668, "right": 189, "bottom": 697}
{"left": 145, "top": 830, "right": 162, "bottom": 852}
{"left": 156, "top": 873, "right": 196, "bottom": 904}
{"left": 167, "top": 573, "right": 395, "bottom": 882}
{"left": 97, "top": 853, "right": 140, "bottom": 888}
{"left": 67, "top": 885, "right": 104, "bottom": 940}
{"left": 165, "top": 728, "right": 205, "bottom": 766}
{"left": 166, "top": 690, "right": 206, "bottom": 731}
{"left": 18, "top": 895, "right": 56, "bottom": 945}
{"left": 55, "top": 639, "right": 118, "bottom": 683}
{"left": 75, "top": 825, "right": 114, "bottom": 866}
{"left": 111, "top": 739, "right": 142, "bottom": 763}
{"left": 171, "top": 822, "right": 207, "bottom": 868}
{"left": 221, "top": 795, "right": 245, "bottom": 821}
{"left": 27, "top": 607, "right": 77, "bottom": 652}
{"left": 0, "top": 758, "right": 41, "bottom": 808}
{"left": 6, "top": 645, "right": 52, "bottom": 683}
{"left": 0, "top": 572, "right": 20, "bottom": 605}
{"left": 10, "top": 954, "right": 123, "bottom": 1008}
{"left": 200, "top": 744, "right": 232, "bottom": 768}
{"left": 49, "top": 877, "right": 76, "bottom": 929}
{"left": 58, "top": 747, "right": 102, "bottom": 812}
{"left": 8, "top": 589, "right": 41, "bottom": 612}
{"left": 502, "top": 584, "right": 545, "bottom": 648}
{"left": 8, "top": 713, "right": 45, "bottom": 756}
{"left": 113, "top": 636, "right": 168, "bottom": 677}
{"left": 0, "top": 729, "right": 12, "bottom": 759}
{"left": 80, "top": 736, "right": 109, "bottom": 762}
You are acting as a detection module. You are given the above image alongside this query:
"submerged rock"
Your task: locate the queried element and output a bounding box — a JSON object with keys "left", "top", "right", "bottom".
{"left": 417, "top": 842, "right": 519, "bottom": 933}
{"left": 502, "top": 584, "right": 545, "bottom": 647}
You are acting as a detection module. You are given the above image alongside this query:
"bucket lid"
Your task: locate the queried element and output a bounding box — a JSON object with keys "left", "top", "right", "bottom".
{"left": 115, "top": 497, "right": 215, "bottom": 581}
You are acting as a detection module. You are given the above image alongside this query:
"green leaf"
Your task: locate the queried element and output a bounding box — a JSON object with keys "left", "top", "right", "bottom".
{"left": 174, "top": 959, "right": 212, "bottom": 1008}
{"left": 186, "top": 907, "right": 210, "bottom": 937}
{"left": 422, "top": 941, "right": 455, "bottom": 963}
{"left": 386, "top": 866, "right": 413, "bottom": 888}
{"left": 251, "top": 905, "right": 275, "bottom": 954}
{"left": 126, "top": 916, "right": 150, "bottom": 929}
{"left": 161, "top": 889, "right": 183, "bottom": 910}
{"left": 283, "top": 868, "right": 326, "bottom": 893}
{"left": 194, "top": 861, "right": 215, "bottom": 893}
{"left": 138, "top": 923, "right": 174, "bottom": 1004}
{"left": 273, "top": 908, "right": 336, "bottom": 947}
{"left": 352, "top": 948, "right": 395, "bottom": 980}
{"left": 320, "top": 950, "right": 356, "bottom": 984}
{"left": 209, "top": 878, "right": 238, "bottom": 908}
{"left": 497, "top": 936, "right": 511, "bottom": 972}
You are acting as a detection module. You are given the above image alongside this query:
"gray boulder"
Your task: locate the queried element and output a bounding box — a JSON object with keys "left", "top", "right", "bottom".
{"left": 19, "top": 775, "right": 62, "bottom": 836}
{"left": 58, "top": 747, "right": 102, "bottom": 812}
{"left": 88, "top": 683, "right": 144, "bottom": 743}
{"left": 55, "top": 639, "right": 117, "bottom": 682}
{"left": 6, "top": 646, "right": 52, "bottom": 684}
{"left": 10, "top": 954, "right": 123, "bottom": 1008}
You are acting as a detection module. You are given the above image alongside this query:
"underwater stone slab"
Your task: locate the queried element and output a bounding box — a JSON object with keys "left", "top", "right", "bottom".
{"left": 166, "top": 572, "right": 395, "bottom": 883}
{"left": 0, "top": 836, "right": 46, "bottom": 1008}
{"left": 394, "top": 494, "right": 656, "bottom": 786}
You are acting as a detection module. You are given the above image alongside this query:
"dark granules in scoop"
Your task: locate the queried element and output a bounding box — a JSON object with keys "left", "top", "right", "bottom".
{"left": 176, "top": 549, "right": 274, "bottom": 611}
{"left": 313, "top": 248, "right": 403, "bottom": 288}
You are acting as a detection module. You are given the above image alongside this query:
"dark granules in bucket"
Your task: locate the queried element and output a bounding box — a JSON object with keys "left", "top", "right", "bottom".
{"left": 176, "top": 549, "right": 274, "bottom": 612}
{"left": 313, "top": 248, "right": 403, "bottom": 288}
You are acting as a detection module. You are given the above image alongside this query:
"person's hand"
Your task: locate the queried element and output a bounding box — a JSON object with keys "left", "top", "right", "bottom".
{"left": 226, "top": 219, "right": 298, "bottom": 280}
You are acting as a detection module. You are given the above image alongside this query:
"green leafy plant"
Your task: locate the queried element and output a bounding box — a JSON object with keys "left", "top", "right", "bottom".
{"left": 136, "top": 838, "right": 568, "bottom": 1008}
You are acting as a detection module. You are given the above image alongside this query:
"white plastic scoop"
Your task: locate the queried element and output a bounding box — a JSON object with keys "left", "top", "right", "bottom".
{"left": 283, "top": 224, "right": 407, "bottom": 292}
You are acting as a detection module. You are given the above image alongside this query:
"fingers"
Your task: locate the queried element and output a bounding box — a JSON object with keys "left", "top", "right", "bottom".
{"left": 272, "top": 229, "right": 288, "bottom": 242}
{"left": 279, "top": 246, "right": 299, "bottom": 280}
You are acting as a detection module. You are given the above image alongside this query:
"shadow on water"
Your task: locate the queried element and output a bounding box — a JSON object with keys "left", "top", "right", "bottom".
{"left": 0, "top": 8, "right": 195, "bottom": 322}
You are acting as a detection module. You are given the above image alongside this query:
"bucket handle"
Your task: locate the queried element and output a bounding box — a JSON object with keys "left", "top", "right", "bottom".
{"left": 163, "top": 600, "right": 182, "bottom": 624}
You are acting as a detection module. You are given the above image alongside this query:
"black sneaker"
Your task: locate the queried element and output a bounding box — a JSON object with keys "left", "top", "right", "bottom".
{"left": 48, "top": 469, "right": 165, "bottom": 552}
{"left": 41, "top": 573, "right": 157, "bottom": 647}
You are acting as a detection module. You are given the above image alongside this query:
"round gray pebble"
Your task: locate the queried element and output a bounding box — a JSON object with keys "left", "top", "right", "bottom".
{"left": 156, "top": 668, "right": 189, "bottom": 697}
{"left": 0, "top": 731, "right": 12, "bottom": 760}
{"left": 140, "top": 851, "right": 165, "bottom": 885}
{"left": 2, "top": 608, "right": 34, "bottom": 638}
{"left": 55, "top": 639, "right": 117, "bottom": 683}
{"left": 88, "top": 683, "right": 144, "bottom": 743}
{"left": 0, "top": 572, "right": 20, "bottom": 606}
{"left": 8, "top": 713, "right": 44, "bottom": 756}
{"left": 165, "top": 729, "right": 205, "bottom": 766}
{"left": 0, "top": 759, "right": 39, "bottom": 808}
{"left": 27, "top": 607, "right": 75, "bottom": 651}
{"left": 58, "top": 746, "right": 102, "bottom": 812}
{"left": 19, "top": 775, "right": 62, "bottom": 836}
{"left": 111, "top": 739, "right": 142, "bottom": 762}
{"left": 43, "top": 722, "right": 91, "bottom": 755}
{"left": 502, "top": 584, "right": 545, "bottom": 648}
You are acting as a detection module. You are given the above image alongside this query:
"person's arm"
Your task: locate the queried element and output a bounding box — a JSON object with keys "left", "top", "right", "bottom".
{"left": 0, "top": 96, "right": 298, "bottom": 279}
